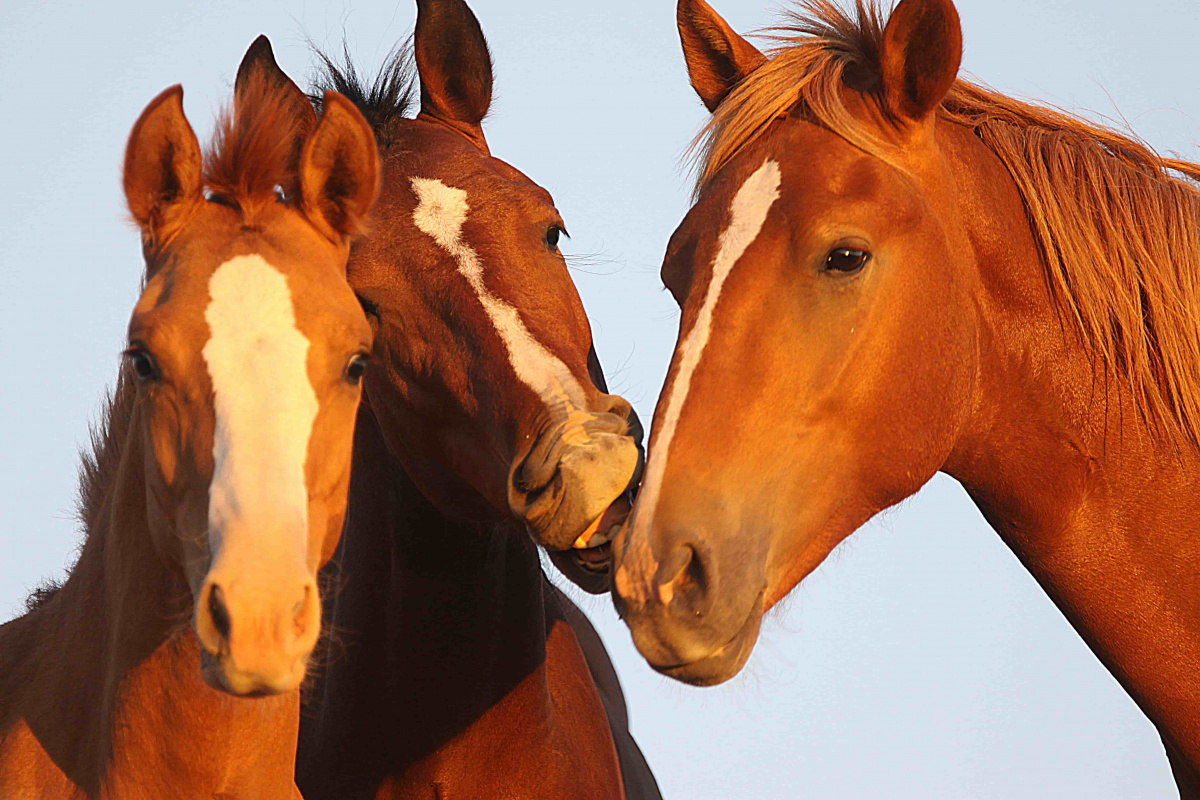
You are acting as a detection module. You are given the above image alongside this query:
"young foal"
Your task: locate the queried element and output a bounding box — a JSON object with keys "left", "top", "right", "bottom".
{"left": 290, "top": 1, "right": 657, "bottom": 797}
{"left": 0, "top": 48, "right": 379, "bottom": 796}
{"left": 614, "top": 0, "right": 1200, "bottom": 792}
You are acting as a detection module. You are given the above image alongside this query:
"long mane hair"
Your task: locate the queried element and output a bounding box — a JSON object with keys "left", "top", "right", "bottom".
{"left": 695, "top": 0, "right": 1200, "bottom": 444}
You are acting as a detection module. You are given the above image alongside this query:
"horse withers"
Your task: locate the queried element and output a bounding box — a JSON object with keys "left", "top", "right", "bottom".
{"left": 614, "top": 0, "right": 1200, "bottom": 793}
{"left": 0, "top": 41, "right": 379, "bottom": 796}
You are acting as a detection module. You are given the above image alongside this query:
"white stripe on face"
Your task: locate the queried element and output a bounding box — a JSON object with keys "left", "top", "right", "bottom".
{"left": 203, "top": 254, "right": 318, "bottom": 559}
{"left": 634, "top": 159, "right": 782, "bottom": 533}
{"left": 410, "top": 177, "right": 587, "bottom": 414}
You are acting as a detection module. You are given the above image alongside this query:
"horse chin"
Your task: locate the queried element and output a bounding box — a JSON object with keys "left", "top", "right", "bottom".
{"left": 197, "top": 645, "right": 306, "bottom": 697}
{"left": 546, "top": 544, "right": 613, "bottom": 594}
{"left": 635, "top": 598, "right": 764, "bottom": 687}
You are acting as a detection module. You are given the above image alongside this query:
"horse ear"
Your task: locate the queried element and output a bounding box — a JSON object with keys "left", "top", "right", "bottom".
{"left": 300, "top": 91, "right": 381, "bottom": 244}
{"left": 413, "top": 0, "right": 493, "bottom": 152}
{"left": 879, "top": 0, "right": 962, "bottom": 125}
{"left": 677, "top": 0, "right": 767, "bottom": 113}
{"left": 235, "top": 35, "right": 317, "bottom": 135}
{"left": 123, "top": 85, "right": 202, "bottom": 244}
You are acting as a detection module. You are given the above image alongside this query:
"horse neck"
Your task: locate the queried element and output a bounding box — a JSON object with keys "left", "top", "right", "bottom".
{"left": 0, "top": 385, "right": 299, "bottom": 795}
{"left": 942, "top": 122, "right": 1200, "bottom": 765}
{"left": 301, "top": 405, "right": 559, "bottom": 789}
{"left": 348, "top": 404, "right": 551, "bottom": 690}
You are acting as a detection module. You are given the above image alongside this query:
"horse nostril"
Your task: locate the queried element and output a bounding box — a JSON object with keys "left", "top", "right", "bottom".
{"left": 655, "top": 543, "right": 709, "bottom": 618}
{"left": 292, "top": 584, "right": 317, "bottom": 639}
{"left": 605, "top": 394, "right": 632, "bottom": 420}
{"left": 208, "top": 583, "right": 232, "bottom": 641}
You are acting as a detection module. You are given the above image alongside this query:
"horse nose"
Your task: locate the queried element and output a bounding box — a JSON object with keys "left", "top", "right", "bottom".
{"left": 195, "top": 576, "right": 320, "bottom": 695}
{"left": 598, "top": 393, "right": 644, "bottom": 450}
{"left": 651, "top": 540, "right": 713, "bottom": 620}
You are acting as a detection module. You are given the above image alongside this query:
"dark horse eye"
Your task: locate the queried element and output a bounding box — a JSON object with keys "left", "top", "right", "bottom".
{"left": 345, "top": 353, "right": 369, "bottom": 385}
{"left": 825, "top": 247, "right": 870, "bottom": 274}
{"left": 545, "top": 226, "right": 561, "bottom": 250}
{"left": 125, "top": 347, "right": 161, "bottom": 382}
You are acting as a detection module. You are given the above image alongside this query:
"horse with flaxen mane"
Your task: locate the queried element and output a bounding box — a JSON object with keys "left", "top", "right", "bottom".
{"left": 286, "top": 1, "right": 659, "bottom": 797}
{"left": 0, "top": 44, "right": 379, "bottom": 797}
{"left": 613, "top": 0, "right": 1200, "bottom": 794}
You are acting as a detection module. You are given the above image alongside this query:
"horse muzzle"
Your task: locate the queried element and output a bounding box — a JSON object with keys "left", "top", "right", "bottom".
{"left": 613, "top": 519, "right": 766, "bottom": 685}
{"left": 508, "top": 402, "right": 643, "bottom": 565}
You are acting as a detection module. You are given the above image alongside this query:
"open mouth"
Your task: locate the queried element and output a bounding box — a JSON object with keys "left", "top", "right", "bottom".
{"left": 566, "top": 497, "right": 630, "bottom": 574}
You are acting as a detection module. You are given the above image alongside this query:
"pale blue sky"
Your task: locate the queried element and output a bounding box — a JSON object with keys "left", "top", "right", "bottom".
{"left": 1, "top": 1, "right": 1197, "bottom": 797}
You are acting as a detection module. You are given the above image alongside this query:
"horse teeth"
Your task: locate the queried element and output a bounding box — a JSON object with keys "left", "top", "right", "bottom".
{"left": 575, "top": 524, "right": 619, "bottom": 550}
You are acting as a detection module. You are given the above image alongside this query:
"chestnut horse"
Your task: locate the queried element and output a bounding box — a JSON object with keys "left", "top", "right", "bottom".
{"left": 0, "top": 45, "right": 379, "bottom": 796}
{"left": 289, "top": 1, "right": 658, "bottom": 797}
{"left": 614, "top": 0, "right": 1200, "bottom": 793}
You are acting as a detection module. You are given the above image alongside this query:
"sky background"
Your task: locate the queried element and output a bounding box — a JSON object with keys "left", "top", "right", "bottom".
{"left": 1, "top": 0, "right": 1198, "bottom": 797}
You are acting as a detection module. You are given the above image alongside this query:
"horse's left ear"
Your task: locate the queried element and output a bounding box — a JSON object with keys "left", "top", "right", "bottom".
{"left": 300, "top": 92, "right": 381, "bottom": 244}
{"left": 879, "top": 0, "right": 962, "bottom": 126}
{"left": 413, "top": 0, "right": 493, "bottom": 153}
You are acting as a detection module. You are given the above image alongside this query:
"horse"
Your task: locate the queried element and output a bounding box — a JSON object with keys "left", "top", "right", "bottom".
{"left": 613, "top": 0, "right": 1200, "bottom": 793}
{"left": 0, "top": 41, "right": 380, "bottom": 797}
{"left": 286, "top": 1, "right": 659, "bottom": 797}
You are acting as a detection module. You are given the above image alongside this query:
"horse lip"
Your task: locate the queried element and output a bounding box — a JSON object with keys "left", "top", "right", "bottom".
{"left": 638, "top": 589, "right": 766, "bottom": 686}
{"left": 572, "top": 499, "right": 631, "bottom": 549}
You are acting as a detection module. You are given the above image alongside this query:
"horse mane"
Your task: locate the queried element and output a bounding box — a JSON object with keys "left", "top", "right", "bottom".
{"left": 77, "top": 369, "right": 138, "bottom": 536}
{"left": 309, "top": 43, "right": 416, "bottom": 147}
{"left": 203, "top": 69, "right": 306, "bottom": 203}
{"left": 697, "top": 0, "right": 1200, "bottom": 445}
{"left": 19, "top": 368, "right": 139, "bottom": 614}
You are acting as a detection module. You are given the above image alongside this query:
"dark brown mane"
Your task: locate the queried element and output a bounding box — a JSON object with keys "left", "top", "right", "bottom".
{"left": 698, "top": 0, "right": 1200, "bottom": 445}
{"left": 204, "top": 69, "right": 305, "bottom": 203}
{"left": 309, "top": 43, "right": 415, "bottom": 147}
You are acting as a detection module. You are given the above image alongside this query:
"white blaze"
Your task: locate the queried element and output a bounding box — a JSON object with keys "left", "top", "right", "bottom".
{"left": 203, "top": 254, "right": 317, "bottom": 559}
{"left": 410, "top": 177, "right": 587, "bottom": 414}
{"left": 635, "top": 159, "right": 782, "bottom": 532}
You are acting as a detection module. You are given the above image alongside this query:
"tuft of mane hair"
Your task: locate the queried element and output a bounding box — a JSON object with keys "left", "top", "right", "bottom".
{"left": 23, "top": 579, "right": 64, "bottom": 614}
{"left": 76, "top": 368, "right": 139, "bottom": 536}
{"left": 203, "top": 68, "right": 305, "bottom": 205}
{"left": 310, "top": 42, "right": 415, "bottom": 147}
{"left": 696, "top": 0, "right": 1200, "bottom": 447}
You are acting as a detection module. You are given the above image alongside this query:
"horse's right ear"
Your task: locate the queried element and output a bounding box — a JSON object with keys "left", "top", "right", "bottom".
{"left": 123, "top": 85, "right": 203, "bottom": 244}
{"left": 413, "top": 0, "right": 493, "bottom": 152}
{"left": 300, "top": 92, "right": 381, "bottom": 245}
{"left": 678, "top": 0, "right": 766, "bottom": 113}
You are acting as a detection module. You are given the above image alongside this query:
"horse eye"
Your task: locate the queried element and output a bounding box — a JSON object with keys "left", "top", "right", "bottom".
{"left": 125, "top": 347, "right": 161, "bottom": 382}
{"left": 545, "top": 226, "right": 561, "bottom": 250}
{"left": 825, "top": 248, "right": 870, "bottom": 273}
{"left": 273, "top": 184, "right": 287, "bottom": 203}
{"left": 344, "top": 353, "right": 369, "bottom": 385}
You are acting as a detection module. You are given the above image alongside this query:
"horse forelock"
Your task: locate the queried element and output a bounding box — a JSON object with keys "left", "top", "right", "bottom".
{"left": 696, "top": 0, "right": 1200, "bottom": 446}
{"left": 203, "top": 69, "right": 305, "bottom": 206}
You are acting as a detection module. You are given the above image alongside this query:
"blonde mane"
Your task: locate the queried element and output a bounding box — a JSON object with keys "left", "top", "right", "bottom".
{"left": 696, "top": 0, "right": 1200, "bottom": 444}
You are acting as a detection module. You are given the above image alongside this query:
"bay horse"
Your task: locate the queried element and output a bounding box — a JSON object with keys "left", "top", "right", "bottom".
{"left": 286, "top": 0, "right": 658, "bottom": 797}
{"left": 0, "top": 43, "right": 379, "bottom": 797}
{"left": 613, "top": 0, "right": 1200, "bottom": 793}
